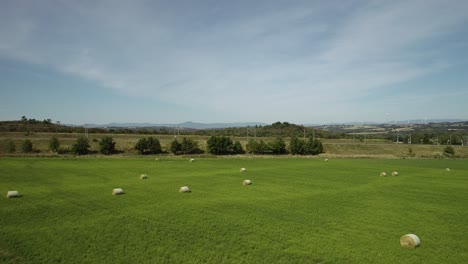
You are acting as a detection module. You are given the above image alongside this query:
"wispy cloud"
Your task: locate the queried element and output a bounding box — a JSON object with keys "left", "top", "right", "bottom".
{"left": 1, "top": 0, "right": 467, "bottom": 122}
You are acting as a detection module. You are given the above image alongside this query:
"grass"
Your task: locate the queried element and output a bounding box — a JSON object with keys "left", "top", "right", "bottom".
{"left": 1, "top": 157, "right": 467, "bottom": 263}
{"left": 2, "top": 131, "right": 468, "bottom": 158}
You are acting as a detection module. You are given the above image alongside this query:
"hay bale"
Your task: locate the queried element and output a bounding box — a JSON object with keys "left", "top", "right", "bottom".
{"left": 7, "top": 191, "right": 20, "bottom": 198}
{"left": 446, "top": 168, "right": 450, "bottom": 171}
{"left": 179, "top": 186, "right": 190, "bottom": 193}
{"left": 140, "top": 174, "right": 148, "bottom": 179}
{"left": 380, "top": 172, "right": 387, "bottom": 177}
{"left": 400, "top": 234, "right": 420, "bottom": 248}
{"left": 155, "top": 158, "right": 159, "bottom": 161}
{"left": 324, "top": 158, "right": 329, "bottom": 162}
{"left": 190, "top": 158, "right": 195, "bottom": 162}
{"left": 112, "top": 188, "right": 125, "bottom": 195}
{"left": 392, "top": 171, "right": 399, "bottom": 176}
{"left": 240, "top": 168, "right": 247, "bottom": 172}
{"left": 243, "top": 180, "right": 252, "bottom": 186}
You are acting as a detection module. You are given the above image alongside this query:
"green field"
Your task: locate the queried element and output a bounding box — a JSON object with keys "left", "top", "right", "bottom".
{"left": 1, "top": 157, "right": 467, "bottom": 263}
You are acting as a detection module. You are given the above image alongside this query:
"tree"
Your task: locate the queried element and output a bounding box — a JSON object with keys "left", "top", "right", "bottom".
{"left": 21, "top": 139, "right": 33, "bottom": 153}
{"left": 233, "top": 140, "right": 245, "bottom": 154}
{"left": 146, "top": 137, "right": 162, "bottom": 154}
{"left": 72, "top": 136, "right": 90, "bottom": 155}
{"left": 135, "top": 138, "right": 148, "bottom": 154}
{"left": 170, "top": 139, "right": 182, "bottom": 155}
{"left": 289, "top": 137, "right": 305, "bottom": 155}
{"left": 443, "top": 146, "right": 455, "bottom": 157}
{"left": 180, "top": 137, "right": 202, "bottom": 154}
{"left": 304, "top": 138, "right": 323, "bottom": 155}
{"left": 246, "top": 139, "right": 270, "bottom": 154}
{"left": 49, "top": 137, "right": 60, "bottom": 152}
{"left": 207, "top": 136, "right": 234, "bottom": 155}
{"left": 134, "top": 137, "right": 162, "bottom": 155}
{"left": 269, "top": 137, "right": 287, "bottom": 154}
{"left": 99, "top": 136, "right": 116, "bottom": 155}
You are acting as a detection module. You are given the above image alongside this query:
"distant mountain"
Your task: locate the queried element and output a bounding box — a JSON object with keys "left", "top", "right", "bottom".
{"left": 77, "top": 121, "right": 267, "bottom": 129}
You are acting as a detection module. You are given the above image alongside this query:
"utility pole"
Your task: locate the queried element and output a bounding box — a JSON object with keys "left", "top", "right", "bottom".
{"left": 84, "top": 123, "right": 88, "bottom": 138}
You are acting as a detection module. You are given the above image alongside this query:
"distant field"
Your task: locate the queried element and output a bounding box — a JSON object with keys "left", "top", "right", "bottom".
{"left": 1, "top": 132, "right": 467, "bottom": 158}
{"left": 1, "top": 157, "right": 467, "bottom": 263}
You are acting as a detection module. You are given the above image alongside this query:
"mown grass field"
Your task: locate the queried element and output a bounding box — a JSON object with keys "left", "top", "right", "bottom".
{"left": 1, "top": 157, "right": 467, "bottom": 263}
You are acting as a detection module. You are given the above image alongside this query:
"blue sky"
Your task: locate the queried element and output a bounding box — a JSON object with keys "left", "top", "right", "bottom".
{"left": 1, "top": 0, "right": 467, "bottom": 125}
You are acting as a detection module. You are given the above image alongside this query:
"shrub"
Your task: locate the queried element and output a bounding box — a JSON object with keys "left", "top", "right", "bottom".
{"left": 246, "top": 139, "right": 270, "bottom": 154}
{"left": 170, "top": 138, "right": 202, "bottom": 155}
{"left": 170, "top": 139, "right": 181, "bottom": 154}
{"left": 289, "top": 137, "right": 305, "bottom": 155}
{"left": 304, "top": 138, "right": 323, "bottom": 155}
{"left": 99, "top": 136, "right": 116, "bottom": 155}
{"left": 269, "top": 137, "right": 287, "bottom": 154}
{"left": 72, "top": 136, "right": 90, "bottom": 155}
{"left": 233, "top": 140, "right": 245, "bottom": 154}
{"left": 146, "top": 137, "right": 162, "bottom": 154}
{"left": 443, "top": 146, "right": 455, "bottom": 157}
{"left": 180, "top": 137, "right": 202, "bottom": 154}
{"left": 21, "top": 139, "right": 33, "bottom": 153}
{"left": 6, "top": 139, "right": 16, "bottom": 153}
{"left": 134, "top": 137, "right": 162, "bottom": 155}
{"left": 289, "top": 137, "right": 323, "bottom": 155}
{"left": 49, "top": 137, "right": 60, "bottom": 153}
{"left": 207, "top": 136, "right": 232, "bottom": 155}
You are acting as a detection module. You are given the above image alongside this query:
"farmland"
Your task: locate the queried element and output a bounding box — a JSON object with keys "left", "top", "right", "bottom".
{"left": 1, "top": 157, "right": 467, "bottom": 263}
{"left": 1, "top": 132, "right": 468, "bottom": 158}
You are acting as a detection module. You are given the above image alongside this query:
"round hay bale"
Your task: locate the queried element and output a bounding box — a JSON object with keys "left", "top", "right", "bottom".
{"left": 140, "top": 174, "right": 148, "bottom": 179}
{"left": 324, "top": 158, "right": 329, "bottom": 162}
{"left": 7, "top": 191, "right": 20, "bottom": 198}
{"left": 400, "top": 234, "right": 420, "bottom": 248}
{"left": 392, "top": 171, "right": 399, "bottom": 176}
{"left": 179, "top": 186, "right": 190, "bottom": 193}
{"left": 155, "top": 158, "right": 159, "bottom": 161}
{"left": 243, "top": 180, "right": 252, "bottom": 186}
{"left": 380, "top": 172, "right": 387, "bottom": 177}
{"left": 112, "top": 188, "right": 125, "bottom": 195}
{"left": 190, "top": 158, "right": 195, "bottom": 163}
{"left": 240, "top": 168, "right": 247, "bottom": 172}
{"left": 446, "top": 168, "right": 450, "bottom": 171}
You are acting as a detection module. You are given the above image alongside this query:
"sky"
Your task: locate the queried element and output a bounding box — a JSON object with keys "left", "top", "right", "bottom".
{"left": 1, "top": 0, "right": 468, "bottom": 125}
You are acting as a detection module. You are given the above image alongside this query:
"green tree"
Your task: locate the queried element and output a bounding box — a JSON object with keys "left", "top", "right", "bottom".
{"left": 146, "top": 137, "right": 162, "bottom": 154}
{"left": 246, "top": 139, "right": 259, "bottom": 154}
{"left": 72, "top": 136, "right": 90, "bottom": 155}
{"left": 443, "top": 146, "right": 455, "bottom": 157}
{"left": 289, "top": 137, "right": 305, "bottom": 155}
{"left": 304, "top": 138, "right": 323, "bottom": 155}
{"left": 134, "top": 138, "right": 148, "bottom": 154}
{"left": 170, "top": 139, "right": 182, "bottom": 155}
{"left": 269, "top": 137, "right": 287, "bottom": 154}
{"left": 99, "top": 136, "right": 116, "bottom": 155}
{"left": 246, "top": 139, "right": 270, "bottom": 154}
{"left": 180, "top": 137, "right": 201, "bottom": 154}
{"left": 49, "top": 137, "right": 60, "bottom": 152}
{"left": 207, "top": 136, "right": 234, "bottom": 155}
{"left": 233, "top": 140, "right": 244, "bottom": 154}
{"left": 21, "top": 139, "right": 33, "bottom": 153}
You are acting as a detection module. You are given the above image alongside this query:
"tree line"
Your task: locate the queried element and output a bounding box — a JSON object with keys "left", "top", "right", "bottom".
{"left": 1, "top": 136, "right": 324, "bottom": 156}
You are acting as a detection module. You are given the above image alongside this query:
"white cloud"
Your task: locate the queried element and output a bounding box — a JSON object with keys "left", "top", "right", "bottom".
{"left": 1, "top": 0, "right": 467, "bottom": 123}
